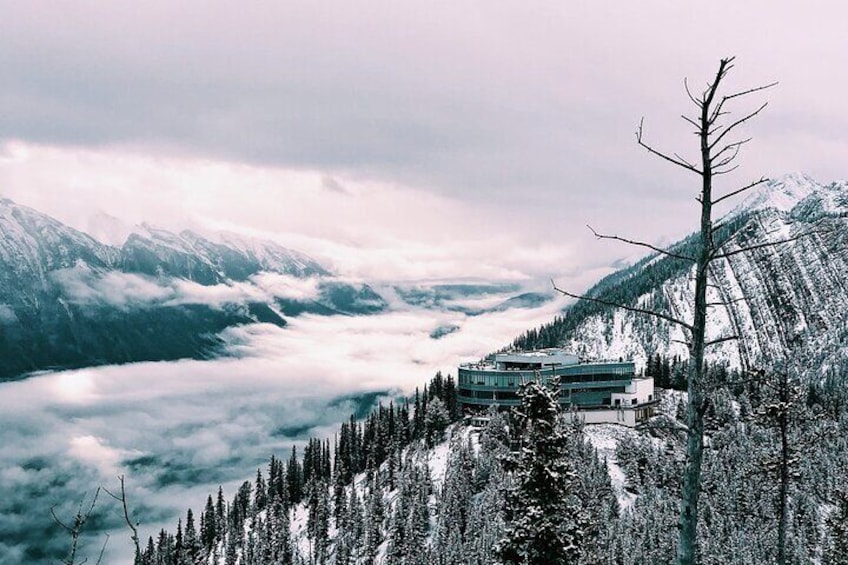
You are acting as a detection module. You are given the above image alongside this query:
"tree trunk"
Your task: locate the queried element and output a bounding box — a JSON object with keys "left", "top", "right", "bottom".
{"left": 777, "top": 374, "right": 790, "bottom": 565}
{"left": 675, "top": 61, "right": 721, "bottom": 565}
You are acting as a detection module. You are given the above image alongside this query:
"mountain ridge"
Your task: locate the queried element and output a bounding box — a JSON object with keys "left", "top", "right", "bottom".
{"left": 512, "top": 174, "right": 848, "bottom": 373}
{"left": 0, "top": 198, "right": 380, "bottom": 380}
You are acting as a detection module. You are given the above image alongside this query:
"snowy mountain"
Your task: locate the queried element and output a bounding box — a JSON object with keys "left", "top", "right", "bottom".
{"left": 0, "top": 199, "right": 381, "bottom": 380}
{"left": 121, "top": 224, "right": 329, "bottom": 284}
{"left": 0, "top": 199, "right": 552, "bottom": 381}
{"left": 514, "top": 174, "right": 848, "bottom": 372}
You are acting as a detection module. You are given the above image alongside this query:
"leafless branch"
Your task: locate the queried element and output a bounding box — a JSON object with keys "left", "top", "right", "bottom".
{"left": 708, "top": 102, "right": 769, "bottom": 151}
{"left": 104, "top": 475, "right": 140, "bottom": 559}
{"left": 723, "top": 81, "right": 779, "bottom": 101}
{"left": 709, "top": 95, "right": 731, "bottom": 126}
{"left": 683, "top": 77, "right": 702, "bottom": 108}
{"left": 586, "top": 224, "right": 696, "bottom": 262}
{"left": 704, "top": 335, "right": 740, "bottom": 347}
{"left": 51, "top": 507, "right": 72, "bottom": 533}
{"left": 711, "top": 229, "right": 822, "bottom": 261}
{"left": 712, "top": 177, "right": 768, "bottom": 206}
{"left": 674, "top": 152, "right": 699, "bottom": 170}
{"left": 708, "top": 80, "right": 777, "bottom": 127}
{"left": 95, "top": 535, "right": 110, "bottom": 565}
{"left": 706, "top": 297, "right": 747, "bottom": 307}
{"left": 552, "top": 280, "right": 693, "bottom": 330}
{"left": 52, "top": 488, "right": 101, "bottom": 565}
{"left": 712, "top": 139, "right": 752, "bottom": 172}
{"left": 713, "top": 163, "right": 740, "bottom": 176}
{"left": 712, "top": 137, "right": 751, "bottom": 162}
{"left": 713, "top": 148, "right": 741, "bottom": 169}
{"left": 702, "top": 58, "right": 731, "bottom": 120}
{"left": 681, "top": 114, "right": 700, "bottom": 131}
{"left": 637, "top": 118, "right": 703, "bottom": 175}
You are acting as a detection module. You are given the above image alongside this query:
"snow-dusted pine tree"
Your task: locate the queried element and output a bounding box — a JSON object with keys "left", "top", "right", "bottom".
{"left": 495, "top": 378, "right": 589, "bottom": 564}
{"left": 824, "top": 487, "right": 848, "bottom": 565}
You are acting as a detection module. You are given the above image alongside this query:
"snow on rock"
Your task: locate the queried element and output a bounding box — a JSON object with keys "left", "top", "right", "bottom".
{"left": 548, "top": 174, "right": 848, "bottom": 373}
{"left": 730, "top": 172, "right": 818, "bottom": 217}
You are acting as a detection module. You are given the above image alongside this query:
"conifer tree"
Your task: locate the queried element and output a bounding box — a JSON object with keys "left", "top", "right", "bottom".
{"left": 495, "top": 378, "right": 588, "bottom": 564}
{"left": 183, "top": 508, "right": 200, "bottom": 563}
{"left": 287, "top": 446, "right": 303, "bottom": 504}
{"left": 254, "top": 468, "right": 268, "bottom": 513}
{"left": 201, "top": 495, "right": 217, "bottom": 550}
{"left": 424, "top": 397, "right": 450, "bottom": 447}
{"left": 363, "top": 476, "right": 385, "bottom": 564}
{"left": 824, "top": 488, "right": 848, "bottom": 565}
{"left": 435, "top": 436, "right": 475, "bottom": 564}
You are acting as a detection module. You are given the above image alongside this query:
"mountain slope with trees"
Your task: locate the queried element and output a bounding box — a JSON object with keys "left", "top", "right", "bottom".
{"left": 128, "top": 358, "right": 848, "bottom": 564}
{"left": 514, "top": 174, "right": 848, "bottom": 372}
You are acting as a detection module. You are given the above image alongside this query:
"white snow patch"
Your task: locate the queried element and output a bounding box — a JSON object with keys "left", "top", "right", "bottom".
{"left": 584, "top": 424, "right": 639, "bottom": 511}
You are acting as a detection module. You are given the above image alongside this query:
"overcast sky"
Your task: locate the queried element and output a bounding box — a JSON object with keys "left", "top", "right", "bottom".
{"left": 2, "top": 5, "right": 846, "bottom": 561}
{"left": 2, "top": 2, "right": 846, "bottom": 284}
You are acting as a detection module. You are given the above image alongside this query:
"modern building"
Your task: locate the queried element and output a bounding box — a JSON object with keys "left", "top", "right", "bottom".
{"left": 458, "top": 348, "right": 657, "bottom": 427}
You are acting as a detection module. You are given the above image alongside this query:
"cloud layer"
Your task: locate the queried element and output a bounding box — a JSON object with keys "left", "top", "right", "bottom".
{"left": 52, "top": 267, "right": 321, "bottom": 310}
{"left": 2, "top": 2, "right": 846, "bottom": 199}
{"left": 3, "top": 3, "right": 846, "bottom": 292}
{"left": 0, "top": 292, "right": 566, "bottom": 563}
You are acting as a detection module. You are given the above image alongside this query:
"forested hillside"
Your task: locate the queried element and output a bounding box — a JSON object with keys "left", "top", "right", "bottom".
{"left": 48, "top": 177, "right": 848, "bottom": 564}
{"left": 514, "top": 175, "right": 848, "bottom": 372}
{"left": 129, "top": 357, "right": 848, "bottom": 564}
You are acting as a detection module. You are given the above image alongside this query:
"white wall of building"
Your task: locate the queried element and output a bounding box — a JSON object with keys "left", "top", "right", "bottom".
{"left": 611, "top": 377, "right": 654, "bottom": 408}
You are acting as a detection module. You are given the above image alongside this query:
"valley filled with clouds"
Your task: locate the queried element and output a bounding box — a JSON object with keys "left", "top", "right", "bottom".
{"left": 0, "top": 286, "right": 565, "bottom": 562}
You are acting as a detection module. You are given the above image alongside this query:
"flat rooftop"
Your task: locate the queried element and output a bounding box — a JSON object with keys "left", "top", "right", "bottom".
{"left": 461, "top": 348, "right": 633, "bottom": 371}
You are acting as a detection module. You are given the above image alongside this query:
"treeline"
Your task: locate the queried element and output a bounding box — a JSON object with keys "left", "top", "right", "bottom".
{"left": 135, "top": 371, "right": 461, "bottom": 564}
{"left": 145, "top": 390, "right": 617, "bottom": 565}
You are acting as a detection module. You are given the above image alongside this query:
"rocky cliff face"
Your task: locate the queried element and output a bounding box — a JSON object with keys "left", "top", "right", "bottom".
{"left": 515, "top": 174, "right": 848, "bottom": 372}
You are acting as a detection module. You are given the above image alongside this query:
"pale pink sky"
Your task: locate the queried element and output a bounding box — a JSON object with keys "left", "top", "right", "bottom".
{"left": 1, "top": 1, "right": 846, "bottom": 286}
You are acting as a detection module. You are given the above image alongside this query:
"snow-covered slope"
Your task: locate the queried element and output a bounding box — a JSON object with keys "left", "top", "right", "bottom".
{"left": 518, "top": 174, "right": 848, "bottom": 371}
{"left": 0, "top": 199, "right": 117, "bottom": 297}
{"left": 121, "top": 224, "right": 328, "bottom": 283}
{"left": 0, "top": 198, "right": 339, "bottom": 379}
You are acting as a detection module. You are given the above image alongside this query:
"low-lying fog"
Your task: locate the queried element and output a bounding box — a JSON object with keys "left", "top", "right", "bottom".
{"left": 0, "top": 291, "right": 566, "bottom": 563}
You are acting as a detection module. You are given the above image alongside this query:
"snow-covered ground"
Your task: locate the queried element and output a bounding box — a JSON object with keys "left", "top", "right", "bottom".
{"left": 584, "top": 424, "right": 639, "bottom": 511}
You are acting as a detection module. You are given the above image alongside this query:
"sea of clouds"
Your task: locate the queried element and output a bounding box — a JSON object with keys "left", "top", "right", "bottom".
{"left": 0, "top": 287, "right": 566, "bottom": 563}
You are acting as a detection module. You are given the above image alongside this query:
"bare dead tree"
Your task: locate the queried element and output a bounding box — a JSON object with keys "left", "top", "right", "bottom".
{"left": 750, "top": 339, "right": 836, "bottom": 565}
{"left": 104, "top": 474, "right": 142, "bottom": 564}
{"left": 51, "top": 487, "right": 108, "bottom": 565}
{"left": 51, "top": 475, "right": 141, "bottom": 565}
{"left": 550, "top": 57, "right": 814, "bottom": 564}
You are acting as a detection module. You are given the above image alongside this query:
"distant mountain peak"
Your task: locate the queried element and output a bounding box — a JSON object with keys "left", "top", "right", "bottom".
{"left": 82, "top": 210, "right": 133, "bottom": 247}
{"left": 730, "top": 172, "right": 818, "bottom": 217}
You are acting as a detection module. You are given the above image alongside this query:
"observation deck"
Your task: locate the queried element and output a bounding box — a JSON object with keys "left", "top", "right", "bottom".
{"left": 458, "top": 348, "right": 657, "bottom": 426}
